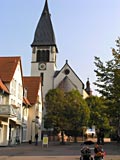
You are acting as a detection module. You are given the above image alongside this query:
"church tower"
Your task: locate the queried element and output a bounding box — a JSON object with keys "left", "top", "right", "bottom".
{"left": 31, "top": 0, "right": 58, "bottom": 98}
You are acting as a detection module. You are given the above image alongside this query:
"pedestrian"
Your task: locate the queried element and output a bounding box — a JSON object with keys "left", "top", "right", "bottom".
{"left": 96, "top": 129, "right": 100, "bottom": 144}
{"left": 80, "top": 146, "right": 93, "bottom": 160}
{"left": 100, "top": 130, "right": 104, "bottom": 145}
{"left": 92, "top": 133, "right": 94, "bottom": 138}
{"left": 94, "top": 144, "right": 105, "bottom": 160}
{"left": 35, "top": 133, "right": 38, "bottom": 146}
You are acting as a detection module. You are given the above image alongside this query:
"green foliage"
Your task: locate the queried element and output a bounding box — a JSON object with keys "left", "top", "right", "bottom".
{"left": 94, "top": 37, "right": 120, "bottom": 133}
{"left": 44, "top": 88, "right": 65, "bottom": 131}
{"left": 44, "top": 89, "right": 90, "bottom": 140}
{"left": 94, "top": 38, "right": 120, "bottom": 100}
{"left": 64, "top": 90, "right": 90, "bottom": 130}
{"left": 86, "top": 96, "right": 110, "bottom": 131}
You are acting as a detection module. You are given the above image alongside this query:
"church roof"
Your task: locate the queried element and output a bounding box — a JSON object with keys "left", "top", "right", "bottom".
{"left": 57, "top": 76, "right": 78, "bottom": 92}
{"left": 31, "top": 0, "right": 58, "bottom": 52}
{"left": 54, "top": 70, "right": 60, "bottom": 77}
{"left": 54, "top": 60, "right": 84, "bottom": 89}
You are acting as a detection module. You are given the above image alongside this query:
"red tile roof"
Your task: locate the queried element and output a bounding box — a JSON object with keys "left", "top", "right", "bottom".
{"left": 0, "top": 79, "right": 9, "bottom": 93}
{"left": 0, "top": 57, "right": 22, "bottom": 82}
{"left": 23, "top": 77, "right": 41, "bottom": 105}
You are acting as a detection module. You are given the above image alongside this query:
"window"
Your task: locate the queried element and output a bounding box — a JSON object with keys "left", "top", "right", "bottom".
{"left": 64, "top": 69, "right": 70, "bottom": 75}
{"left": 37, "top": 50, "right": 49, "bottom": 62}
{"left": 0, "top": 96, "right": 2, "bottom": 104}
{"left": 23, "top": 108, "right": 27, "bottom": 117}
{"left": 11, "top": 79, "right": 16, "bottom": 96}
{"left": 18, "top": 84, "right": 23, "bottom": 99}
{"left": 40, "top": 73, "right": 44, "bottom": 86}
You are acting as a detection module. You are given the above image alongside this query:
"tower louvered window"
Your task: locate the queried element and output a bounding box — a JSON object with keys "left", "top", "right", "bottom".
{"left": 37, "top": 50, "right": 49, "bottom": 62}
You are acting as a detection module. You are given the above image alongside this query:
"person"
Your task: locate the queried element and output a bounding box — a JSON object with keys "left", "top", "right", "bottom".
{"left": 100, "top": 132, "right": 104, "bottom": 145}
{"left": 35, "top": 133, "right": 38, "bottom": 146}
{"left": 92, "top": 133, "right": 94, "bottom": 138}
{"left": 80, "top": 146, "right": 93, "bottom": 160}
{"left": 96, "top": 129, "right": 100, "bottom": 144}
{"left": 94, "top": 144, "right": 105, "bottom": 160}
{"left": 100, "top": 128, "right": 104, "bottom": 145}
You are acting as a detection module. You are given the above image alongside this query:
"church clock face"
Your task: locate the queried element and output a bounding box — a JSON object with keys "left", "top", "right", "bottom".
{"left": 38, "top": 63, "right": 46, "bottom": 70}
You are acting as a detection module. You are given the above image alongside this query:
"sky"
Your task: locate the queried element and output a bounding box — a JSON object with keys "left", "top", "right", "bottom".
{"left": 0, "top": 0, "right": 120, "bottom": 95}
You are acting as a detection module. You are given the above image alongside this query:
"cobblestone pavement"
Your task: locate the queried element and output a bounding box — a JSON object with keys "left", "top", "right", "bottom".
{"left": 0, "top": 142, "right": 119, "bottom": 160}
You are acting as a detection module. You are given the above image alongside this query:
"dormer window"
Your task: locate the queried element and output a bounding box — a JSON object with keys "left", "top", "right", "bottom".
{"left": 37, "top": 50, "right": 49, "bottom": 62}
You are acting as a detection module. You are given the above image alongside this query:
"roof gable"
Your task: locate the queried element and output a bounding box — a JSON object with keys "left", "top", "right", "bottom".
{"left": 54, "top": 60, "right": 84, "bottom": 88}
{"left": 0, "top": 56, "right": 22, "bottom": 82}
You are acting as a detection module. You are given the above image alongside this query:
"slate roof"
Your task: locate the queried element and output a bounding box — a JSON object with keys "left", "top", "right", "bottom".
{"left": 31, "top": 0, "right": 58, "bottom": 52}
{"left": 0, "top": 56, "right": 22, "bottom": 82}
{"left": 57, "top": 76, "right": 78, "bottom": 92}
{"left": 23, "top": 77, "right": 41, "bottom": 105}
{"left": 54, "top": 71, "right": 60, "bottom": 77}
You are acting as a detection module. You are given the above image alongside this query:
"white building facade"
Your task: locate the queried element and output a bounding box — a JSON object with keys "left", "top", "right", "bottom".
{"left": 0, "top": 57, "right": 23, "bottom": 146}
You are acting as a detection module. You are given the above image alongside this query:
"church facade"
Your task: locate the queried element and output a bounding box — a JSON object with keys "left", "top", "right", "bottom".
{"left": 31, "top": 0, "right": 91, "bottom": 99}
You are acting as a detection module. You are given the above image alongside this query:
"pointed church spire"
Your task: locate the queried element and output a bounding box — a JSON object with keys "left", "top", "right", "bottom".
{"left": 85, "top": 78, "right": 92, "bottom": 96}
{"left": 31, "top": 0, "right": 58, "bottom": 52}
{"left": 42, "top": 0, "right": 50, "bottom": 16}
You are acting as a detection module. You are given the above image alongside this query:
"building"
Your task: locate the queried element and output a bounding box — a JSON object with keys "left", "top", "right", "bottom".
{"left": 23, "top": 77, "right": 42, "bottom": 142}
{"left": 30, "top": 0, "right": 91, "bottom": 131}
{"left": 22, "top": 87, "right": 31, "bottom": 142}
{"left": 0, "top": 57, "right": 23, "bottom": 146}
{"left": 0, "top": 57, "right": 43, "bottom": 145}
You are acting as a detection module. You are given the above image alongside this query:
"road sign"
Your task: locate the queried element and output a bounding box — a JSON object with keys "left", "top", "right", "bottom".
{"left": 42, "top": 135, "right": 48, "bottom": 147}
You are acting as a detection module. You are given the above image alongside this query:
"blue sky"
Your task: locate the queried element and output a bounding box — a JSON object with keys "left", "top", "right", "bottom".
{"left": 0, "top": 0, "right": 120, "bottom": 95}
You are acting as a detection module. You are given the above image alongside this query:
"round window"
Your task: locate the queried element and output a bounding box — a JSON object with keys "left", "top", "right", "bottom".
{"left": 64, "top": 69, "right": 70, "bottom": 75}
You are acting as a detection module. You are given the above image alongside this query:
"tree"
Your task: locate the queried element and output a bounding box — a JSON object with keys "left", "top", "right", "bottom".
{"left": 44, "top": 89, "right": 90, "bottom": 143}
{"left": 94, "top": 37, "right": 120, "bottom": 136}
{"left": 64, "top": 90, "right": 90, "bottom": 142}
{"left": 86, "top": 96, "right": 110, "bottom": 132}
{"left": 44, "top": 89, "right": 66, "bottom": 138}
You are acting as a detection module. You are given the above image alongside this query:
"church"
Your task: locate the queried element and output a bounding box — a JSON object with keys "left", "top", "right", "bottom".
{"left": 30, "top": 0, "right": 92, "bottom": 104}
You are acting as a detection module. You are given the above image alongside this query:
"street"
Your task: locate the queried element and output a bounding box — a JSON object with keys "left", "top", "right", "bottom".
{"left": 0, "top": 142, "right": 120, "bottom": 160}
